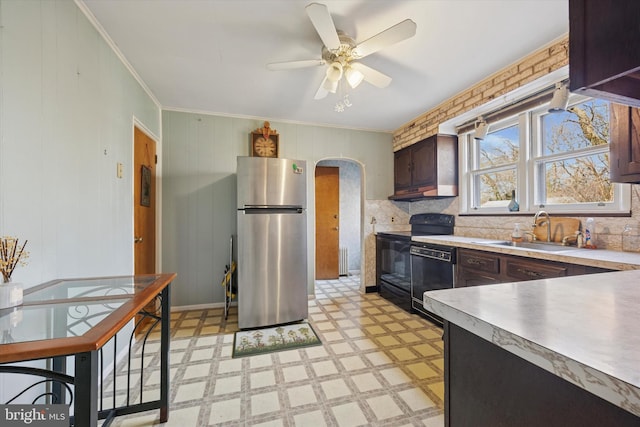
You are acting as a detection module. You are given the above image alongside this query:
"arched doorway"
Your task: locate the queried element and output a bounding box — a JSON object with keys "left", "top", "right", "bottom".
{"left": 314, "top": 159, "right": 363, "bottom": 289}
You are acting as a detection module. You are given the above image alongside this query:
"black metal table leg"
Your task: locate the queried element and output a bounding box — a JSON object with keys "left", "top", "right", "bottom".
{"left": 52, "top": 356, "right": 67, "bottom": 404}
{"left": 74, "top": 351, "right": 98, "bottom": 426}
{"left": 159, "top": 284, "right": 170, "bottom": 423}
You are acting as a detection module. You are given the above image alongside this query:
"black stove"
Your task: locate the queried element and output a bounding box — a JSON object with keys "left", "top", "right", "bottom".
{"left": 376, "top": 213, "right": 455, "bottom": 238}
{"left": 375, "top": 214, "right": 454, "bottom": 319}
{"left": 375, "top": 230, "right": 412, "bottom": 240}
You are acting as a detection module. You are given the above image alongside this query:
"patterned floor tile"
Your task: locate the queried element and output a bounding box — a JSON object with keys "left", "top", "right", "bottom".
{"left": 108, "top": 275, "right": 445, "bottom": 426}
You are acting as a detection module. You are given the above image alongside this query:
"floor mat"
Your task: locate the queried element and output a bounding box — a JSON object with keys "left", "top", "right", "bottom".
{"left": 232, "top": 321, "right": 321, "bottom": 358}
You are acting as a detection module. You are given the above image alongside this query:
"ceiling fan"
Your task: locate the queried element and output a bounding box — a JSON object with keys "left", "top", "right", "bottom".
{"left": 267, "top": 3, "right": 417, "bottom": 100}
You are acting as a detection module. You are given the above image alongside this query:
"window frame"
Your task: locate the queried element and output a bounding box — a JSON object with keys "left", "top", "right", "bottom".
{"left": 460, "top": 93, "right": 630, "bottom": 216}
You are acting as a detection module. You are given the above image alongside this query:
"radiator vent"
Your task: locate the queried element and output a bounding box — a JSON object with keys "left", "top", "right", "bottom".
{"left": 339, "top": 247, "right": 349, "bottom": 276}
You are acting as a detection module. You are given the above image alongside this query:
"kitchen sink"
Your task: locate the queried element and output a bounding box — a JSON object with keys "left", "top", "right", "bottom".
{"left": 478, "top": 240, "right": 578, "bottom": 252}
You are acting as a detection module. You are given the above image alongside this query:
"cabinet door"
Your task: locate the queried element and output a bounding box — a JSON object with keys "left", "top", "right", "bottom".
{"left": 457, "top": 249, "right": 500, "bottom": 275}
{"left": 394, "top": 148, "right": 413, "bottom": 191}
{"left": 610, "top": 103, "right": 640, "bottom": 183}
{"left": 411, "top": 137, "right": 437, "bottom": 188}
{"left": 504, "top": 258, "right": 568, "bottom": 281}
{"left": 456, "top": 267, "right": 502, "bottom": 287}
{"left": 455, "top": 249, "right": 502, "bottom": 287}
{"left": 569, "top": 0, "right": 640, "bottom": 107}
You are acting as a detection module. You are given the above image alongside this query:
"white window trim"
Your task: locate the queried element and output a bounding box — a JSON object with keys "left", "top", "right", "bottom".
{"left": 459, "top": 92, "right": 631, "bottom": 216}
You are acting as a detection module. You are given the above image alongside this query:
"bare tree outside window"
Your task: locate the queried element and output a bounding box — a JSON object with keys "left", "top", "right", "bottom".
{"left": 540, "top": 99, "right": 612, "bottom": 204}
{"left": 476, "top": 124, "right": 519, "bottom": 207}
{"left": 472, "top": 98, "right": 612, "bottom": 210}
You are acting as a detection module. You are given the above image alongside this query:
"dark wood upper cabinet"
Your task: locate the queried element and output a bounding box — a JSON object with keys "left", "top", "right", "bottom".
{"left": 390, "top": 134, "right": 457, "bottom": 201}
{"left": 393, "top": 148, "right": 413, "bottom": 191}
{"left": 569, "top": 0, "right": 640, "bottom": 108}
{"left": 411, "top": 139, "right": 438, "bottom": 189}
{"left": 610, "top": 103, "right": 640, "bottom": 183}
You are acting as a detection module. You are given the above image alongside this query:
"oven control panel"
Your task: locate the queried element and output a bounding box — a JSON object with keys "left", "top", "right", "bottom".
{"left": 410, "top": 245, "right": 455, "bottom": 263}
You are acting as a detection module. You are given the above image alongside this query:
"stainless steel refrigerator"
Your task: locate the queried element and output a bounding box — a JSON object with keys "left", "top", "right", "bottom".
{"left": 236, "top": 156, "right": 308, "bottom": 329}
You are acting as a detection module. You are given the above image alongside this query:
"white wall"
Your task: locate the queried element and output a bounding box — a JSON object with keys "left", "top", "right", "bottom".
{"left": 161, "top": 110, "right": 393, "bottom": 307}
{"left": 0, "top": 0, "right": 160, "bottom": 285}
{"left": 0, "top": 0, "right": 160, "bottom": 402}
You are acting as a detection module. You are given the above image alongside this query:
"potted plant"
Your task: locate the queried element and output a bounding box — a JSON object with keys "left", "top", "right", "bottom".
{"left": 0, "top": 236, "right": 28, "bottom": 309}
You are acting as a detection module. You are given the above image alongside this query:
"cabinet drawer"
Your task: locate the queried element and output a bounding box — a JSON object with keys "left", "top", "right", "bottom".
{"left": 458, "top": 249, "right": 500, "bottom": 274}
{"left": 505, "top": 259, "right": 568, "bottom": 281}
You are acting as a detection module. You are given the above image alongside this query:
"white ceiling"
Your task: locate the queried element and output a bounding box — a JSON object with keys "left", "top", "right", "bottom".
{"left": 81, "top": 0, "right": 569, "bottom": 133}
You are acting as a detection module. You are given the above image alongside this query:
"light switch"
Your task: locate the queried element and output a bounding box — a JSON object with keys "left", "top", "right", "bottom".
{"left": 117, "top": 163, "right": 123, "bottom": 178}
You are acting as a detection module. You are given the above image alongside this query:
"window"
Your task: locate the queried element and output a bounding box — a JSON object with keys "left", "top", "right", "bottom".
{"left": 461, "top": 94, "right": 630, "bottom": 215}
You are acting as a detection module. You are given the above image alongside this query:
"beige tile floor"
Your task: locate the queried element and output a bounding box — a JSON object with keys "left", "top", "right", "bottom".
{"left": 108, "top": 275, "right": 445, "bottom": 426}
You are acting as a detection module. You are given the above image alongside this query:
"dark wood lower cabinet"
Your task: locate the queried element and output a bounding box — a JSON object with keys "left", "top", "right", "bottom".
{"left": 456, "top": 248, "right": 612, "bottom": 287}
{"left": 444, "top": 322, "right": 640, "bottom": 426}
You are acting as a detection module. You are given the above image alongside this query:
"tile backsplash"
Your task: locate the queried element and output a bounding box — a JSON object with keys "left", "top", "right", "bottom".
{"left": 363, "top": 186, "right": 640, "bottom": 287}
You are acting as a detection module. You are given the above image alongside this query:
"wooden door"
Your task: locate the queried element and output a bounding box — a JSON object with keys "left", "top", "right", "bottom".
{"left": 315, "top": 166, "right": 339, "bottom": 279}
{"left": 134, "top": 127, "right": 157, "bottom": 331}
{"left": 134, "top": 126, "right": 156, "bottom": 275}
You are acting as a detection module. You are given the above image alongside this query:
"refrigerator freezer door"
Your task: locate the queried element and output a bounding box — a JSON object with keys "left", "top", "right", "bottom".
{"left": 237, "top": 157, "right": 306, "bottom": 209}
{"left": 237, "top": 210, "right": 308, "bottom": 329}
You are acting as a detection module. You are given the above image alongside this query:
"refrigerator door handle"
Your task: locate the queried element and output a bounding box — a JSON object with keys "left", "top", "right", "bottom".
{"left": 243, "top": 207, "right": 304, "bottom": 214}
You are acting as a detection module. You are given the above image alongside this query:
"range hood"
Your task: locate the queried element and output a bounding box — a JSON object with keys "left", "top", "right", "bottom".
{"left": 389, "top": 184, "right": 458, "bottom": 201}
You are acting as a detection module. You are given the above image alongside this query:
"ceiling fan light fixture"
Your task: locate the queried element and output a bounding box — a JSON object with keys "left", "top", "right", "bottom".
{"left": 345, "top": 66, "right": 364, "bottom": 89}
{"left": 548, "top": 81, "right": 569, "bottom": 112}
{"left": 325, "top": 61, "right": 344, "bottom": 83}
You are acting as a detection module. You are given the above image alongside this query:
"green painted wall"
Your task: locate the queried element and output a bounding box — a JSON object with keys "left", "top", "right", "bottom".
{"left": 162, "top": 110, "right": 393, "bottom": 307}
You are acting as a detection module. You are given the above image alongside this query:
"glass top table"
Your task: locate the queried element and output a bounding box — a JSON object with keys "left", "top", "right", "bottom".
{"left": 0, "top": 273, "right": 176, "bottom": 426}
{"left": 0, "top": 274, "right": 175, "bottom": 362}
{"left": 23, "top": 275, "right": 162, "bottom": 303}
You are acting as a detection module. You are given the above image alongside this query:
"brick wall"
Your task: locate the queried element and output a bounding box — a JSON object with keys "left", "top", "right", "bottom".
{"left": 392, "top": 36, "right": 569, "bottom": 151}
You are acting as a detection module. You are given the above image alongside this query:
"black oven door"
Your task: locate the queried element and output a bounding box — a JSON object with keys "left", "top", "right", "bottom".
{"left": 376, "top": 234, "right": 411, "bottom": 311}
{"left": 410, "top": 244, "right": 456, "bottom": 325}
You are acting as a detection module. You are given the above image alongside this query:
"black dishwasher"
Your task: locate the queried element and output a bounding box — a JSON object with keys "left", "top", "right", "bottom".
{"left": 410, "top": 242, "right": 456, "bottom": 325}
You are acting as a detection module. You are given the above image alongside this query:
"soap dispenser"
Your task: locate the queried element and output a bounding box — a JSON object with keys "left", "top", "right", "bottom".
{"left": 511, "top": 223, "right": 523, "bottom": 243}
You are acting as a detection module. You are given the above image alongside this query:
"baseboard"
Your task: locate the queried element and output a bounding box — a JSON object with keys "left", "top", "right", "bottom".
{"left": 365, "top": 286, "right": 379, "bottom": 294}
{"left": 171, "top": 301, "right": 236, "bottom": 312}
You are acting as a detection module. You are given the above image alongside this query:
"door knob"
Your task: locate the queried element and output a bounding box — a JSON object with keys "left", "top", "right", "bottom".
{"left": 134, "top": 237, "right": 144, "bottom": 243}
{"left": 334, "top": 227, "right": 339, "bottom": 230}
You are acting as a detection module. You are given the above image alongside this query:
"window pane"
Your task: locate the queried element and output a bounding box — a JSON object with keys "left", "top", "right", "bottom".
{"left": 541, "top": 99, "right": 610, "bottom": 155}
{"left": 477, "top": 124, "right": 519, "bottom": 168}
{"left": 477, "top": 169, "right": 517, "bottom": 208}
{"left": 543, "top": 152, "right": 613, "bottom": 204}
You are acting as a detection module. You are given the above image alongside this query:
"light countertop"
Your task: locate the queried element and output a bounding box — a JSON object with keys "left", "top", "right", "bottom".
{"left": 424, "top": 267, "right": 640, "bottom": 417}
{"left": 412, "top": 235, "right": 640, "bottom": 270}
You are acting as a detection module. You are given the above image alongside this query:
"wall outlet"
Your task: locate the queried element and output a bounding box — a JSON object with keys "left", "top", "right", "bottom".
{"left": 117, "top": 162, "right": 123, "bottom": 179}
{"left": 391, "top": 216, "right": 396, "bottom": 223}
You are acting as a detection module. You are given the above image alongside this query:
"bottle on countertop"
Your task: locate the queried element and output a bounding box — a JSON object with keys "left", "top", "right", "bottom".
{"left": 511, "top": 222, "right": 523, "bottom": 243}
{"left": 507, "top": 190, "right": 519, "bottom": 212}
{"left": 584, "top": 217, "right": 597, "bottom": 249}
{"left": 622, "top": 224, "right": 640, "bottom": 252}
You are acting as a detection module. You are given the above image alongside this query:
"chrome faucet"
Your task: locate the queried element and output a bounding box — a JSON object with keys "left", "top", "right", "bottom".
{"left": 533, "top": 210, "right": 551, "bottom": 242}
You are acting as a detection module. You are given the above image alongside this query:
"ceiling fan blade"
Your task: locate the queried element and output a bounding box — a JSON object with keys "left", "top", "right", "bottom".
{"left": 350, "top": 62, "right": 392, "bottom": 88}
{"left": 267, "top": 59, "right": 325, "bottom": 70}
{"left": 353, "top": 19, "right": 417, "bottom": 58}
{"left": 306, "top": 3, "right": 341, "bottom": 51}
{"left": 314, "top": 77, "right": 329, "bottom": 100}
